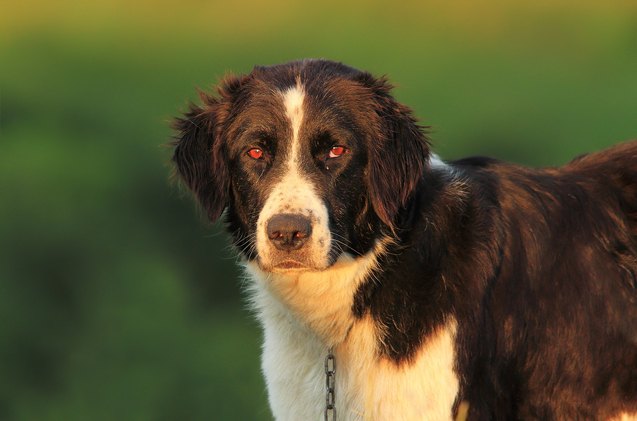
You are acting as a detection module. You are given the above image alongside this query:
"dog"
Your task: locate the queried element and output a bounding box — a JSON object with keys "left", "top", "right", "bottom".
{"left": 172, "top": 59, "right": 637, "bottom": 420}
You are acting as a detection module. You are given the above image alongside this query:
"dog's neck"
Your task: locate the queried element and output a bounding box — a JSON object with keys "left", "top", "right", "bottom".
{"left": 244, "top": 240, "right": 461, "bottom": 420}
{"left": 243, "top": 237, "right": 392, "bottom": 347}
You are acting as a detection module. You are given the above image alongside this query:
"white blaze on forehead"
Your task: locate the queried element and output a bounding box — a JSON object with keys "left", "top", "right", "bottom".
{"left": 255, "top": 81, "right": 332, "bottom": 270}
{"left": 283, "top": 80, "right": 305, "bottom": 163}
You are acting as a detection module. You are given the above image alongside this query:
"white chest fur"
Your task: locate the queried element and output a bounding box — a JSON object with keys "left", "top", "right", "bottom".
{"left": 243, "top": 249, "right": 459, "bottom": 421}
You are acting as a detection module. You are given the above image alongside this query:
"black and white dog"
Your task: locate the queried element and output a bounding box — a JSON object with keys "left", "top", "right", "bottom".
{"left": 172, "top": 59, "right": 637, "bottom": 420}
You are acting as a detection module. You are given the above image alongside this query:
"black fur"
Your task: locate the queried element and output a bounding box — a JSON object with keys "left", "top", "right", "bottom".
{"left": 173, "top": 59, "right": 637, "bottom": 419}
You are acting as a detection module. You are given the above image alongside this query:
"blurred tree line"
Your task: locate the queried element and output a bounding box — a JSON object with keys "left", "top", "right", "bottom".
{"left": 1, "top": 1, "right": 636, "bottom": 419}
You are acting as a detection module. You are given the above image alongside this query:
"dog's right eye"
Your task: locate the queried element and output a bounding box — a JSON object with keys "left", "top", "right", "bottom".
{"left": 328, "top": 145, "right": 349, "bottom": 159}
{"left": 247, "top": 148, "right": 265, "bottom": 160}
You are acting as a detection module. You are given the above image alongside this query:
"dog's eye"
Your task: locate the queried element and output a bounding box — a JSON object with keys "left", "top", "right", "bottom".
{"left": 247, "top": 148, "right": 265, "bottom": 160}
{"left": 328, "top": 146, "right": 349, "bottom": 159}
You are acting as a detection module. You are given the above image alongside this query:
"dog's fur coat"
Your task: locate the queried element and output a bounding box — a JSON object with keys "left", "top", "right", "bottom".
{"left": 172, "top": 59, "right": 637, "bottom": 420}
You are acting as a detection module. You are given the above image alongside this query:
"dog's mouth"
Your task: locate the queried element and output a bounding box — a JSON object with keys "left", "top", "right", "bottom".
{"left": 273, "top": 260, "right": 307, "bottom": 271}
{"left": 259, "top": 254, "right": 336, "bottom": 274}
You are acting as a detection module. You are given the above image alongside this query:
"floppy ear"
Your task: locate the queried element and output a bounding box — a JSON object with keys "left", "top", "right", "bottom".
{"left": 357, "top": 73, "right": 431, "bottom": 229}
{"left": 172, "top": 100, "right": 227, "bottom": 222}
{"left": 173, "top": 75, "right": 249, "bottom": 222}
{"left": 172, "top": 77, "right": 244, "bottom": 222}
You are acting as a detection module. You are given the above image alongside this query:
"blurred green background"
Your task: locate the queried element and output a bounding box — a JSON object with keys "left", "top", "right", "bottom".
{"left": 1, "top": 1, "right": 636, "bottom": 419}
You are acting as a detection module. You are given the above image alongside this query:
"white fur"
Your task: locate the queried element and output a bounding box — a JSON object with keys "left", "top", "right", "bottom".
{"left": 244, "top": 237, "right": 459, "bottom": 420}
{"left": 255, "top": 82, "right": 332, "bottom": 271}
{"left": 339, "top": 316, "right": 459, "bottom": 421}
{"left": 428, "top": 153, "right": 448, "bottom": 170}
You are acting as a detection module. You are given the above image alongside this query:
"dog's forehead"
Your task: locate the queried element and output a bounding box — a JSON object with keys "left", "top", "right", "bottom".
{"left": 245, "top": 61, "right": 366, "bottom": 109}
{"left": 228, "top": 75, "right": 363, "bottom": 145}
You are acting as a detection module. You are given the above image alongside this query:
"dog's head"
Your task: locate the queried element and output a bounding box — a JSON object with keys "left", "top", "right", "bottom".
{"left": 173, "top": 60, "right": 430, "bottom": 273}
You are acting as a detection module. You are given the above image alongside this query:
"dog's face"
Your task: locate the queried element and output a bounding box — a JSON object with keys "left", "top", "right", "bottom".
{"left": 173, "top": 60, "right": 430, "bottom": 273}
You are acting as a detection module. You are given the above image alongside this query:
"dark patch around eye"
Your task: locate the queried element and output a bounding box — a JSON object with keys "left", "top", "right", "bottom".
{"left": 312, "top": 131, "right": 335, "bottom": 149}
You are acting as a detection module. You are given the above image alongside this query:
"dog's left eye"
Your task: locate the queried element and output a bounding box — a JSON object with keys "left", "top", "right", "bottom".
{"left": 328, "top": 146, "right": 349, "bottom": 159}
{"left": 247, "top": 148, "right": 265, "bottom": 160}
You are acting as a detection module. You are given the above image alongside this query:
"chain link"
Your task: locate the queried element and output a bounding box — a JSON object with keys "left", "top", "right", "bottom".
{"left": 324, "top": 348, "right": 336, "bottom": 421}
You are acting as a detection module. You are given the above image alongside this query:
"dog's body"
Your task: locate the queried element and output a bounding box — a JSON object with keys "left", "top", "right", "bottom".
{"left": 173, "top": 60, "right": 637, "bottom": 420}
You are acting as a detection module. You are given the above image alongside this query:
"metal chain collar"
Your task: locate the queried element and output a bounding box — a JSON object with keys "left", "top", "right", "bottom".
{"left": 324, "top": 348, "right": 336, "bottom": 421}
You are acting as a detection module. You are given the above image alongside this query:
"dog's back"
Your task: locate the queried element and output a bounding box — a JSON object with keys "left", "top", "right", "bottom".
{"left": 566, "top": 141, "right": 637, "bottom": 303}
{"left": 568, "top": 141, "right": 637, "bottom": 246}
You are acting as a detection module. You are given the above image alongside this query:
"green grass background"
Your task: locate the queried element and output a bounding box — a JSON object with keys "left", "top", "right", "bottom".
{"left": 1, "top": 1, "right": 636, "bottom": 419}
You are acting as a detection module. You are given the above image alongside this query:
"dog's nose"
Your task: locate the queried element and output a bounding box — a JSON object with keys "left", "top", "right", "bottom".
{"left": 267, "top": 214, "right": 312, "bottom": 251}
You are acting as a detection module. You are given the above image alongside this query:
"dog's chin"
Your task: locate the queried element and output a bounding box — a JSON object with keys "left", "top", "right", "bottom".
{"left": 261, "top": 259, "right": 328, "bottom": 274}
{"left": 271, "top": 259, "right": 309, "bottom": 271}
{"left": 256, "top": 254, "right": 338, "bottom": 274}
{"left": 255, "top": 250, "right": 360, "bottom": 275}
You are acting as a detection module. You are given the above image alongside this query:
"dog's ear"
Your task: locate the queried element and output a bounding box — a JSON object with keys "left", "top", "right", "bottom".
{"left": 172, "top": 75, "right": 245, "bottom": 222}
{"left": 357, "top": 73, "right": 431, "bottom": 229}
